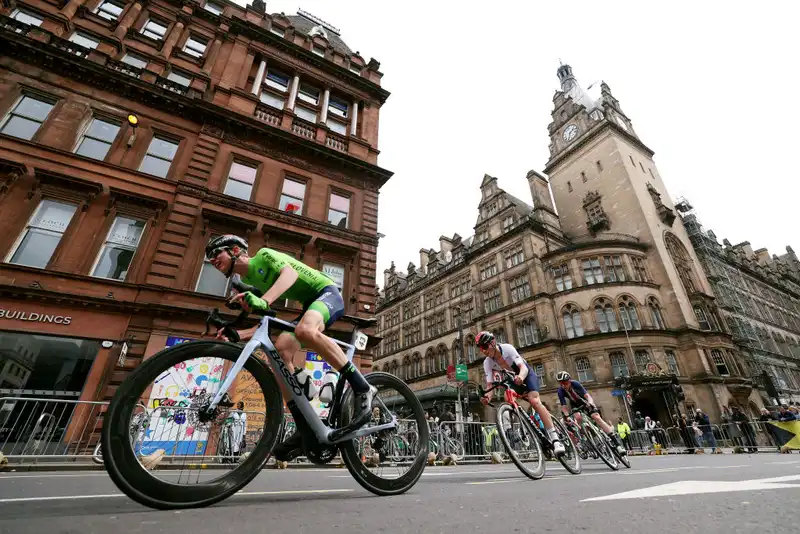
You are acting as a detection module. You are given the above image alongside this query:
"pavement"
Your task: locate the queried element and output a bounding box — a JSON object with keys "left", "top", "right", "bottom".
{"left": 1, "top": 454, "right": 799, "bottom": 534}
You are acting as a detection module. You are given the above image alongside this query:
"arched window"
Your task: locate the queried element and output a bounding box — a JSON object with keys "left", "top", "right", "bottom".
{"left": 563, "top": 306, "right": 584, "bottom": 338}
{"left": 437, "top": 345, "right": 448, "bottom": 372}
{"left": 619, "top": 297, "right": 641, "bottom": 330}
{"left": 465, "top": 340, "right": 477, "bottom": 363}
{"left": 648, "top": 297, "right": 666, "bottom": 329}
{"left": 575, "top": 356, "right": 593, "bottom": 381}
{"left": 413, "top": 354, "right": 423, "bottom": 378}
{"left": 493, "top": 328, "right": 507, "bottom": 344}
{"left": 452, "top": 339, "right": 463, "bottom": 364}
{"left": 516, "top": 318, "right": 539, "bottom": 346}
{"left": 665, "top": 232, "right": 698, "bottom": 294}
{"left": 394, "top": 360, "right": 402, "bottom": 379}
{"left": 609, "top": 352, "right": 629, "bottom": 378}
{"left": 594, "top": 299, "right": 618, "bottom": 333}
{"left": 425, "top": 349, "right": 435, "bottom": 375}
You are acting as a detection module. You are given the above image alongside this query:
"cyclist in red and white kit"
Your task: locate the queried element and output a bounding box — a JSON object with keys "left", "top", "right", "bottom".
{"left": 477, "top": 332, "right": 565, "bottom": 456}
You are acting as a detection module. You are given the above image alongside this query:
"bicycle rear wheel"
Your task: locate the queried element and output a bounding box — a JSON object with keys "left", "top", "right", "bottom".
{"left": 338, "top": 372, "right": 428, "bottom": 496}
{"left": 585, "top": 423, "right": 619, "bottom": 471}
{"left": 102, "top": 341, "right": 283, "bottom": 509}
{"left": 552, "top": 419, "right": 581, "bottom": 475}
{"left": 495, "top": 404, "right": 545, "bottom": 480}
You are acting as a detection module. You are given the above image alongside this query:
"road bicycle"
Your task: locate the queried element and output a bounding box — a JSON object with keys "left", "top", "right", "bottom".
{"left": 564, "top": 406, "right": 630, "bottom": 470}
{"left": 101, "top": 281, "right": 429, "bottom": 509}
{"left": 480, "top": 370, "right": 581, "bottom": 479}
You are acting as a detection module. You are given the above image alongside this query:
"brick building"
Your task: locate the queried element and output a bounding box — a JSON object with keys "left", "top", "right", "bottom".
{"left": 375, "top": 65, "right": 762, "bottom": 425}
{"left": 0, "top": 0, "right": 391, "bottom": 416}
{"left": 679, "top": 203, "right": 800, "bottom": 408}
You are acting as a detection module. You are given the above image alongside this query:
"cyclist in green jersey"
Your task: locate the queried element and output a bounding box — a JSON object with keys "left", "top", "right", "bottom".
{"left": 204, "top": 234, "right": 377, "bottom": 462}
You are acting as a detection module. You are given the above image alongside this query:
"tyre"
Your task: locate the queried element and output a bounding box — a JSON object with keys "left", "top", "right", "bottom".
{"left": 92, "top": 442, "right": 103, "bottom": 465}
{"left": 338, "top": 372, "right": 428, "bottom": 496}
{"left": 585, "top": 423, "right": 618, "bottom": 471}
{"left": 552, "top": 419, "right": 581, "bottom": 475}
{"left": 495, "top": 404, "right": 545, "bottom": 480}
{"left": 102, "top": 341, "right": 283, "bottom": 509}
{"left": 611, "top": 437, "right": 631, "bottom": 468}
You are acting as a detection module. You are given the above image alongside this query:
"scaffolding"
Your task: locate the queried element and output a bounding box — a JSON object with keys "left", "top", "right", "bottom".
{"left": 676, "top": 197, "right": 766, "bottom": 380}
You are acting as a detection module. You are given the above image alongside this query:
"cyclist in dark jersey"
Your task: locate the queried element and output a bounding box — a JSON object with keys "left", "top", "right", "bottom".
{"left": 556, "top": 371, "right": 625, "bottom": 455}
{"left": 205, "top": 235, "right": 376, "bottom": 461}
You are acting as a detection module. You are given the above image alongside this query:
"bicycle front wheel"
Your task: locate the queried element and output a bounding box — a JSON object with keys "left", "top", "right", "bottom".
{"left": 552, "top": 419, "right": 581, "bottom": 475}
{"left": 585, "top": 423, "right": 619, "bottom": 471}
{"left": 338, "top": 372, "right": 429, "bottom": 496}
{"left": 495, "top": 404, "right": 545, "bottom": 480}
{"left": 102, "top": 341, "right": 284, "bottom": 509}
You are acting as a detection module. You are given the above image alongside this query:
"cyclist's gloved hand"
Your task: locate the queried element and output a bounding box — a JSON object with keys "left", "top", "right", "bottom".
{"left": 242, "top": 292, "right": 269, "bottom": 314}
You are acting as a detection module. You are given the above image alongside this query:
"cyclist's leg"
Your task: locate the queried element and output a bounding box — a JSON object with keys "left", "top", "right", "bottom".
{"left": 524, "top": 375, "right": 564, "bottom": 454}
{"left": 590, "top": 410, "right": 625, "bottom": 453}
{"left": 295, "top": 286, "right": 375, "bottom": 427}
{"left": 273, "top": 332, "right": 300, "bottom": 398}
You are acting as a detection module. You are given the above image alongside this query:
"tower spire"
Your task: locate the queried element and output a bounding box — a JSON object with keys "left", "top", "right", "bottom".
{"left": 556, "top": 63, "right": 577, "bottom": 92}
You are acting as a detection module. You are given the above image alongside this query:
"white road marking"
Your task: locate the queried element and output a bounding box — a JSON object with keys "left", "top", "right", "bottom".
{"left": 0, "top": 473, "right": 110, "bottom": 480}
{"left": 0, "top": 488, "right": 354, "bottom": 504}
{"left": 582, "top": 474, "right": 800, "bottom": 502}
{"left": 766, "top": 460, "right": 800, "bottom": 465}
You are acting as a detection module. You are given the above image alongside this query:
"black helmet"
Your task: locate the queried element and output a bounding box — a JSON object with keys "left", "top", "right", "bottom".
{"left": 205, "top": 234, "right": 248, "bottom": 260}
{"left": 556, "top": 371, "right": 571, "bottom": 382}
{"left": 475, "top": 331, "right": 495, "bottom": 348}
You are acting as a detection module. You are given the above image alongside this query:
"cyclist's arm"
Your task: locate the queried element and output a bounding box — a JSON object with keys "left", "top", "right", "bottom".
{"left": 557, "top": 388, "right": 570, "bottom": 416}
{"left": 504, "top": 345, "right": 528, "bottom": 381}
{"left": 261, "top": 266, "right": 298, "bottom": 306}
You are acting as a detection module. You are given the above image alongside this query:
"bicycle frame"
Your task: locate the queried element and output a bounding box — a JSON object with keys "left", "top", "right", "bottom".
{"left": 206, "top": 314, "right": 397, "bottom": 445}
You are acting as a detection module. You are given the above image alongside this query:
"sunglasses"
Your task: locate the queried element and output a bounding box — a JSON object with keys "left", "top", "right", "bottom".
{"left": 206, "top": 248, "right": 225, "bottom": 261}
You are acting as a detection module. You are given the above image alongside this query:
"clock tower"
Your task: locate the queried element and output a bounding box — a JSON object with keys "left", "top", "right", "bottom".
{"left": 543, "top": 64, "right": 716, "bottom": 329}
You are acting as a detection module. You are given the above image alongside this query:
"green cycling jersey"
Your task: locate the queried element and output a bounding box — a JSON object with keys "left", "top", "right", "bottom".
{"left": 241, "top": 248, "right": 335, "bottom": 304}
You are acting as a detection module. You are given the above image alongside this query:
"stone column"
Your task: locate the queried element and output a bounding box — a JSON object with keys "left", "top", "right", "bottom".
{"left": 61, "top": 0, "right": 90, "bottom": 20}
{"left": 251, "top": 59, "right": 267, "bottom": 96}
{"left": 203, "top": 37, "right": 223, "bottom": 76}
{"left": 161, "top": 21, "right": 185, "bottom": 58}
{"left": 350, "top": 100, "right": 359, "bottom": 135}
{"left": 114, "top": 2, "right": 143, "bottom": 39}
{"left": 319, "top": 88, "right": 330, "bottom": 124}
{"left": 286, "top": 75, "right": 300, "bottom": 111}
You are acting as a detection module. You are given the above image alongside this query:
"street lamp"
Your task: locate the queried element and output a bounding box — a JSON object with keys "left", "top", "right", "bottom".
{"left": 126, "top": 113, "right": 139, "bottom": 147}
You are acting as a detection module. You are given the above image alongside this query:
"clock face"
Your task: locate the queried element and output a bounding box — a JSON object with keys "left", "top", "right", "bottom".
{"left": 615, "top": 114, "right": 629, "bottom": 131}
{"left": 563, "top": 124, "right": 578, "bottom": 142}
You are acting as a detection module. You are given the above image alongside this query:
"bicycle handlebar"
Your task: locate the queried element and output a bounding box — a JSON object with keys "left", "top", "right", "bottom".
{"left": 202, "top": 280, "right": 276, "bottom": 342}
{"left": 478, "top": 369, "right": 517, "bottom": 398}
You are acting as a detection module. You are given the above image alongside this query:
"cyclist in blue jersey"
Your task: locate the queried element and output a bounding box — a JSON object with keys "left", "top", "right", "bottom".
{"left": 556, "top": 371, "right": 626, "bottom": 455}
{"left": 477, "top": 331, "right": 565, "bottom": 456}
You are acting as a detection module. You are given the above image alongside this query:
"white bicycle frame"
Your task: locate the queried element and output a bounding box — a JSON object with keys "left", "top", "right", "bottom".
{"left": 207, "top": 314, "right": 397, "bottom": 445}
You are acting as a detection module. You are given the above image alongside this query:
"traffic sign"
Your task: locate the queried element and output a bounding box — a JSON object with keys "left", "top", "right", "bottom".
{"left": 611, "top": 389, "right": 625, "bottom": 397}
{"left": 456, "top": 364, "right": 468, "bottom": 382}
{"left": 446, "top": 364, "right": 455, "bottom": 380}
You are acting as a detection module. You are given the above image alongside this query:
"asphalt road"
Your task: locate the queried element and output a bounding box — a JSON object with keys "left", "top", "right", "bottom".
{"left": 1, "top": 455, "right": 799, "bottom": 534}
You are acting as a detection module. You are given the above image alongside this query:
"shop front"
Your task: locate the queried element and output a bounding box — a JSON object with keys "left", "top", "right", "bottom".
{"left": 0, "top": 298, "right": 129, "bottom": 455}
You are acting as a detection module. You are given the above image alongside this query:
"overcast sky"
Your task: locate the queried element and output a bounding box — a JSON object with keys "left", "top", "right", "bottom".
{"left": 255, "top": 1, "right": 798, "bottom": 285}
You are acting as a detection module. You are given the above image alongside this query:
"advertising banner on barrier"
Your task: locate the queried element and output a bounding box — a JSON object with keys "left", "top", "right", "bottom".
{"left": 768, "top": 421, "right": 800, "bottom": 450}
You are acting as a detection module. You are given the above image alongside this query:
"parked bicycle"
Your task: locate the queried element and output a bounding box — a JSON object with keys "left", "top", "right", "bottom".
{"left": 480, "top": 370, "right": 581, "bottom": 479}
{"left": 101, "top": 281, "right": 429, "bottom": 509}
{"left": 92, "top": 408, "right": 149, "bottom": 466}
{"left": 564, "top": 406, "right": 630, "bottom": 470}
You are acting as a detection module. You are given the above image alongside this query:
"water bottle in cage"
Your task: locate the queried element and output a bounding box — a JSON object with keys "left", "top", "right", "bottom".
{"left": 318, "top": 370, "right": 339, "bottom": 404}
{"left": 293, "top": 368, "right": 320, "bottom": 401}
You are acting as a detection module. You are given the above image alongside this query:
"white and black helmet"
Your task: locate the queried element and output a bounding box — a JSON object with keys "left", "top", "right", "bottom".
{"left": 475, "top": 331, "right": 495, "bottom": 349}
{"left": 556, "top": 371, "right": 571, "bottom": 382}
{"left": 205, "top": 234, "right": 248, "bottom": 277}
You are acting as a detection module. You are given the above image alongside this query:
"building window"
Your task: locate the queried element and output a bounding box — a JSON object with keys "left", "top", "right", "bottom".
{"left": 91, "top": 216, "right": 145, "bottom": 280}
{"left": 327, "top": 193, "right": 350, "bottom": 228}
{"left": 479, "top": 260, "right": 500, "bottom": 282}
{"left": 694, "top": 306, "right": 711, "bottom": 330}
{"left": 10, "top": 9, "right": 44, "bottom": 26}
{"left": 610, "top": 352, "right": 629, "bottom": 378}
{"left": 141, "top": 19, "right": 168, "bottom": 41}
{"left": 294, "top": 105, "right": 317, "bottom": 123}
{"left": 576, "top": 356, "right": 593, "bottom": 382}
{"left": 516, "top": 319, "right": 539, "bottom": 347}
{"left": 649, "top": 298, "right": 666, "bottom": 329}
{"left": 504, "top": 244, "right": 525, "bottom": 268}
{"left": 259, "top": 91, "right": 285, "bottom": 110}
{"left": 297, "top": 83, "right": 320, "bottom": 105}
{"left": 619, "top": 299, "right": 641, "bottom": 330}
{"left": 594, "top": 303, "right": 618, "bottom": 333}
{"left": 75, "top": 117, "right": 120, "bottom": 160}
{"left": 68, "top": 32, "right": 100, "bottom": 50}
{"left": 552, "top": 264, "right": 573, "bottom": 291}
{"left": 465, "top": 342, "right": 476, "bottom": 364}
{"left": 6, "top": 200, "right": 77, "bottom": 268}
{"left": 630, "top": 256, "right": 649, "bottom": 281}
{"left": 139, "top": 136, "right": 178, "bottom": 178}
{"left": 312, "top": 46, "right": 325, "bottom": 57}
{"left": 322, "top": 262, "right": 345, "bottom": 291}
{"left": 534, "top": 363, "right": 546, "bottom": 387}
{"left": 350, "top": 64, "right": 361, "bottom": 75}
{"left": 582, "top": 258, "right": 604, "bottom": 284}
{"left": 270, "top": 26, "right": 285, "bottom": 37}
{"left": 503, "top": 216, "right": 514, "bottom": 230}
{"left": 634, "top": 350, "right": 651, "bottom": 372}
{"left": 278, "top": 178, "right": 305, "bottom": 214}
{"left": 265, "top": 69, "right": 290, "bottom": 92}
{"left": 223, "top": 161, "right": 257, "bottom": 201}
{"left": 121, "top": 53, "right": 148, "bottom": 70}
{"left": 665, "top": 350, "right": 679, "bottom": 375}
{"left": 166, "top": 70, "right": 192, "bottom": 87}
{"left": 196, "top": 252, "right": 231, "bottom": 296}
{"left": 204, "top": 1, "right": 223, "bottom": 15}
{"left": 665, "top": 232, "right": 698, "bottom": 294}
{"left": 95, "top": 0, "right": 124, "bottom": 21}
{"left": 710, "top": 349, "right": 729, "bottom": 376}
{"left": 183, "top": 36, "right": 208, "bottom": 58}
{"left": 509, "top": 274, "right": 531, "bottom": 303}
{"left": 492, "top": 328, "right": 507, "bottom": 344}
{"left": 604, "top": 255, "right": 625, "bottom": 282}
{"left": 563, "top": 307, "right": 584, "bottom": 338}
{"left": 0, "top": 94, "right": 55, "bottom": 140}
{"left": 483, "top": 286, "right": 502, "bottom": 314}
